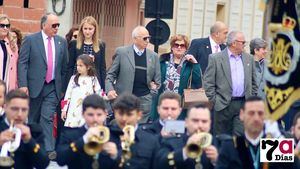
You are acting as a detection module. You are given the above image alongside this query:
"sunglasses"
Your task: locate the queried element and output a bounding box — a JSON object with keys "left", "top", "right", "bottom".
{"left": 173, "top": 43, "right": 186, "bottom": 49}
{"left": 137, "top": 36, "right": 151, "bottom": 41}
{"left": 72, "top": 34, "right": 78, "bottom": 39}
{"left": 0, "top": 24, "right": 10, "bottom": 29}
{"left": 51, "top": 23, "right": 60, "bottom": 29}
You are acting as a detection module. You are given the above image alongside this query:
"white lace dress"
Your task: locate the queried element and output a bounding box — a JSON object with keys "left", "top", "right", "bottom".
{"left": 62, "top": 75, "right": 103, "bottom": 127}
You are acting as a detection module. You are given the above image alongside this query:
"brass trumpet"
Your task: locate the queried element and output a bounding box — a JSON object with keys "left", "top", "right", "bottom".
{"left": 0, "top": 120, "right": 22, "bottom": 167}
{"left": 119, "top": 125, "right": 135, "bottom": 167}
{"left": 185, "top": 132, "right": 212, "bottom": 159}
{"left": 83, "top": 126, "right": 110, "bottom": 156}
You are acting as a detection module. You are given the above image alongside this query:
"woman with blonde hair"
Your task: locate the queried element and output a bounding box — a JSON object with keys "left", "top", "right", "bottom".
{"left": 67, "top": 16, "right": 106, "bottom": 90}
{"left": 0, "top": 14, "right": 18, "bottom": 91}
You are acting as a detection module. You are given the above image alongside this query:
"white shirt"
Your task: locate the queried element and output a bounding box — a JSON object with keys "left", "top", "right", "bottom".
{"left": 133, "top": 44, "right": 145, "bottom": 56}
{"left": 41, "top": 31, "right": 56, "bottom": 79}
{"left": 209, "top": 36, "right": 220, "bottom": 54}
{"left": 245, "top": 131, "right": 264, "bottom": 146}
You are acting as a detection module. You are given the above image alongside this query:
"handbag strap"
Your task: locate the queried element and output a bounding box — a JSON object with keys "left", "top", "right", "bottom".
{"left": 92, "top": 76, "right": 96, "bottom": 94}
{"left": 187, "top": 67, "right": 193, "bottom": 89}
{"left": 187, "top": 65, "right": 204, "bottom": 89}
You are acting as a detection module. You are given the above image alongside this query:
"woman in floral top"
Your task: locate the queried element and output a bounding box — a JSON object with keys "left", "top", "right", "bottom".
{"left": 151, "top": 34, "right": 201, "bottom": 120}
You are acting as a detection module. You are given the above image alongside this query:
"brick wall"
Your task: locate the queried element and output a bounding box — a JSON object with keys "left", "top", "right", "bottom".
{"left": 0, "top": 0, "right": 46, "bottom": 34}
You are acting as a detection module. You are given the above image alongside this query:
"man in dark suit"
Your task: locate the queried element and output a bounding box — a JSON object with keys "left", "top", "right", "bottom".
{"left": 204, "top": 31, "right": 258, "bottom": 136}
{"left": 187, "top": 21, "right": 228, "bottom": 73}
{"left": 0, "top": 89, "right": 49, "bottom": 169}
{"left": 106, "top": 26, "right": 161, "bottom": 123}
{"left": 18, "top": 13, "right": 68, "bottom": 157}
{"left": 154, "top": 104, "right": 218, "bottom": 169}
{"left": 56, "top": 94, "right": 122, "bottom": 169}
{"left": 216, "top": 96, "right": 300, "bottom": 169}
{"left": 112, "top": 93, "right": 160, "bottom": 169}
{"left": 143, "top": 92, "right": 181, "bottom": 137}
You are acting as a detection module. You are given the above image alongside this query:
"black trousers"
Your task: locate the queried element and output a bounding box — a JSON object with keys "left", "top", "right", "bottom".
{"left": 213, "top": 99, "right": 244, "bottom": 136}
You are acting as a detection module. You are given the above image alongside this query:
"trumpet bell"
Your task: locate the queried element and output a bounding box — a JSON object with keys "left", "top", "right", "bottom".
{"left": 186, "top": 132, "right": 212, "bottom": 159}
{"left": 83, "top": 126, "right": 110, "bottom": 156}
{"left": 0, "top": 156, "right": 14, "bottom": 167}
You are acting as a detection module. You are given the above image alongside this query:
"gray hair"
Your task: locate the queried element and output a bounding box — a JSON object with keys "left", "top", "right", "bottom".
{"left": 249, "top": 38, "right": 267, "bottom": 55}
{"left": 226, "top": 31, "right": 243, "bottom": 46}
{"left": 40, "top": 12, "right": 57, "bottom": 29}
{"left": 131, "top": 26, "right": 146, "bottom": 38}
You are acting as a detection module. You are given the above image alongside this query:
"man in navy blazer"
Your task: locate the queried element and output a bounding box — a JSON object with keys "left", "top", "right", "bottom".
{"left": 18, "top": 13, "right": 68, "bottom": 157}
{"left": 187, "top": 21, "right": 228, "bottom": 73}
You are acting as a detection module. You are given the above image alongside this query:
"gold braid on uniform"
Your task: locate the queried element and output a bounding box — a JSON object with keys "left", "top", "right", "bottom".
{"left": 167, "top": 152, "right": 175, "bottom": 166}
{"left": 33, "top": 144, "right": 40, "bottom": 153}
{"left": 70, "top": 142, "right": 78, "bottom": 152}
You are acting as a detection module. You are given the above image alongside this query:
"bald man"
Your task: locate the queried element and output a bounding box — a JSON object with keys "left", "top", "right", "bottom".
{"left": 187, "top": 21, "right": 228, "bottom": 72}
{"left": 106, "top": 26, "right": 161, "bottom": 123}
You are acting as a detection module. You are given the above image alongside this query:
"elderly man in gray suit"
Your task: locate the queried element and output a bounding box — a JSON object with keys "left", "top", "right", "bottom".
{"left": 18, "top": 13, "right": 68, "bottom": 159}
{"left": 203, "top": 31, "right": 258, "bottom": 136}
{"left": 106, "top": 26, "right": 161, "bottom": 123}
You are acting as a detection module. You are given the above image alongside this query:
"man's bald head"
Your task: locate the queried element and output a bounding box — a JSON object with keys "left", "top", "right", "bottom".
{"left": 210, "top": 21, "right": 228, "bottom": 44}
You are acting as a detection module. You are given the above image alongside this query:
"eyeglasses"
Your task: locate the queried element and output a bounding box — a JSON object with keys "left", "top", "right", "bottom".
{"left": 51, "top": 23, "right": 60, "bottom": 29}
{"left": 235, "top": 40, "right": 246, "bottom": 45}
{"left": 9, "top": 106, "right": 29, "bottom": 113}
{"left": 72, "top": 34, "right": 77, "bottom": 39}
{"left": 137, "top": 36, "right": 151, "bottom": 41}
{"left": 0, "top": 24, "right": 10, "bottom": 29}
{"left": 173, "top": 43, "right": 186, "bottom": 49}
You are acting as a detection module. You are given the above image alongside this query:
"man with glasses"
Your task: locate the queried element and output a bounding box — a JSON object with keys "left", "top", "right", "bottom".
{"left": 0, "top": 89, "right": 49, "bottom": 169}
{"left": 106, "top": 26, "right": 161, "bottom": 123}
{"left": 18, "top": 13, "right": 68, "bottom": 160}
{"left": 204, "top": 31, "right": 258, "bottom": 136}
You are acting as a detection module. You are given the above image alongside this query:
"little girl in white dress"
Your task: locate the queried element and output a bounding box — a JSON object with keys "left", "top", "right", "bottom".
{"left": 61, "top": 54, "right": 106, "bottom": 127}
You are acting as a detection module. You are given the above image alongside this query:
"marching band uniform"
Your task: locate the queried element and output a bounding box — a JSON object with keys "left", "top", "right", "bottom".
{"left": 0, "top": 119, "right": 49, "bottom": 169}
{"left": 56, "top": 125, "right": 122, "bottom": 169}
{"left": 216, "top": 133, "right": 300, "bottom": 169}
{"left": 118, "top": 125, "right": 160, "bottom": 169}
{"left": 154, "top": 133, "right": 215, "bottom": 169}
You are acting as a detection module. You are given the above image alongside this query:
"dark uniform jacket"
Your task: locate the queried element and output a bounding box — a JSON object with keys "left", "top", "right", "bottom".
{"left": 56, "top": 125, "right": 122, "bottom": 169}
{"left": 142, "top": 120, "right": 163, "bottom": 136}
{"left": 0, "top": 120, "right": 49, "bottom": 169}
{"left": 121, "top": 125, "right": 160, "bottom": 169}
{"left": 154, "top": 133, "right": 214, "bottom": 169}
{"left": 216, "top": 134, "right": 300, "bottom": 169}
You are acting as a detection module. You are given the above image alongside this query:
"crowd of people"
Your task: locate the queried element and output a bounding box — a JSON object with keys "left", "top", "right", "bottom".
{"left": 0, "top": 12, "right": 298, "bottom": 169}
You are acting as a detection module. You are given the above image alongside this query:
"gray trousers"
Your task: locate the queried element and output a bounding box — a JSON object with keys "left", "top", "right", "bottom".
{"left": 138, "top": 93, "right": 153, "bottom": 123}
{"left": 213, "top": 99, "right": 244, "bottom": 136}
{"left": 29, "top": 81, "right": 58, "bottom": 152}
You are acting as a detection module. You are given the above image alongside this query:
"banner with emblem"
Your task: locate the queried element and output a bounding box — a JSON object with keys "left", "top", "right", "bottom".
{"left": 265, "top": 0, "right": 300, "bottom": 120}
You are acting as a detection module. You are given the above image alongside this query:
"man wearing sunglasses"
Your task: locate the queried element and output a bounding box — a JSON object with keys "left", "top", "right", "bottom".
{"left": 203, "top": 31, "right": 258, "bottom": 137}
{"left": 106, "top": 26, "right": 161, "bottom": 123}
{"left": 18, "top": 13, "right": 68, "bottom": 160}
